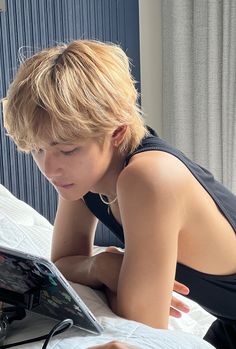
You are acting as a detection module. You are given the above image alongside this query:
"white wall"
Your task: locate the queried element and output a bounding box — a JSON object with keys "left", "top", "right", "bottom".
{"left": 0, "top": 0, "right": 5, "bottom": 11}
{"left": 139, "top": 0, "right": 162, "bottom": 136}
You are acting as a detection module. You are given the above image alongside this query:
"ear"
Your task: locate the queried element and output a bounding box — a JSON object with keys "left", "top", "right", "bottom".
{"left": 111, "top": 125, "right": 128, "bottom": 147}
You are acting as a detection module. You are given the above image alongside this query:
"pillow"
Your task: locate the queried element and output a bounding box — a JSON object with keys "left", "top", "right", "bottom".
{"left": 0, "top": 184, "right": 52, "bottom": 258}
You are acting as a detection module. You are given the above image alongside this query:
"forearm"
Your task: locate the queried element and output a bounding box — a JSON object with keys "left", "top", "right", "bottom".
{"left": 54, "top": 254, "right": 102, "bottom": 288}
{"left": 104, "top": 287, "right": 118, "bottom": 313}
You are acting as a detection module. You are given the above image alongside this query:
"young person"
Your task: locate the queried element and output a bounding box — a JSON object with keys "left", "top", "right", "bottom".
{"left": 3, "top": 40, "right": 236, "bottom": 349}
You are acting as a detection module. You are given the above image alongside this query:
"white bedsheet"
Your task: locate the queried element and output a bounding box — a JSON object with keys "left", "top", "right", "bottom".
{"left": 0, "top": 184, "right": 215, "bottom": 348}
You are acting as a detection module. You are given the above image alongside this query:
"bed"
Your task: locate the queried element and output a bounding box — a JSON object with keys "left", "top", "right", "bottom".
{"left": 0, "top": 184, "right": 216, "bottom": 348}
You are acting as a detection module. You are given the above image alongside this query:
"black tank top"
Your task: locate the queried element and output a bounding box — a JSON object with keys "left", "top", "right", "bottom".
{"left": 84, "top": 127, "right": 236, "bottom": 321}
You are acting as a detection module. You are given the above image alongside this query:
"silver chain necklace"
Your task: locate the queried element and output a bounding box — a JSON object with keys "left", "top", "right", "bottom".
{"left": 99, "top": 193, "right": 118, "bottom": 205}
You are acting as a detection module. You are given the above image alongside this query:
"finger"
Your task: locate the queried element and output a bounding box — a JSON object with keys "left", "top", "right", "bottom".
{"left": 170, "top": 307, "right": 182, "bottom": 318}
{"left": 105, "top": 246, "right": 124, "bottom": 254}
{"left": 171, "top": 296, "right": 190, "bottom": 313}
{"left": 173, "top": 280, "right": 189, "bottom": 295}
{"left": 87, "top": 342, "right": 115, "bottom": 349}
{"left": 86, "top": 345, "right": 112, "bottom": 349}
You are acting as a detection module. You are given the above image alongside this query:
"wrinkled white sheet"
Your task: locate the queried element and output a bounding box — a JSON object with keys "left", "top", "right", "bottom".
{"left": 0, "top": 185, "right": 215, "bottom": 348}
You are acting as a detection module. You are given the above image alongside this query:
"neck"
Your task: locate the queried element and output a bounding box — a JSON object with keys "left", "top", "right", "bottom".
{"left": 92, "top": 150, "right": 127, "bottom": 199}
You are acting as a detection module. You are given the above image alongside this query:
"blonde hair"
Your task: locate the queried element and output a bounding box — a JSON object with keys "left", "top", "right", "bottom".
{"left": 4, "top": 40, "right": 148, "bottom": 153}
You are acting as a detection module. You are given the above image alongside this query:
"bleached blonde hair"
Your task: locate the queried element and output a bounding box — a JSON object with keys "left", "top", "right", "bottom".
{"left": 4, "top": 40, "right": 148, "bottom": 153}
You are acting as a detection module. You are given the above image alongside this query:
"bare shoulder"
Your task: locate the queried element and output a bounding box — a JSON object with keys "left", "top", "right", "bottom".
{"left": 117, "top": 150, "right": 191, "bottom": 199}
{"left": 116, "top": 150, "right": 189, "bottom": 243}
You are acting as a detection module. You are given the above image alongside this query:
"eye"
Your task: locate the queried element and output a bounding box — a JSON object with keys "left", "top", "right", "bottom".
{"left": 60, "top": 147, "right": 79, "bottom": 156}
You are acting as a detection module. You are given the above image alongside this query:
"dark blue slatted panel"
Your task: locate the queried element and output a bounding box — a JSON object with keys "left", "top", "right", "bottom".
{"left": 0, "top": 0, "right": 139, "bottom": 247}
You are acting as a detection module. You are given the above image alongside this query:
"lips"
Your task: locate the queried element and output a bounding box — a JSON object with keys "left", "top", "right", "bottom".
{"left": 52, "top": 182, "right": 74, "bottom": 188}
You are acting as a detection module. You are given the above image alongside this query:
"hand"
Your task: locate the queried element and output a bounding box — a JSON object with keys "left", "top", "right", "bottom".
{"left": 94, "top": 246, "right": 124, "bottom": 293}
{"left": 171, "top": 281, "right": 190, "bottom": 317}
{"left": 87, "top": 340, "right": 141, "bottom": 349}
{"left": 95, "top": 246, "right": 190, "bottom": 318}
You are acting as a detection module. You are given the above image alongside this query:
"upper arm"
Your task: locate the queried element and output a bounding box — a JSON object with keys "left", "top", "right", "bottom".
{"left": 116, "top": 154, "right": 186, "bottom": 328}
{"left": 51, "top": 196, "right": 98, "bottom": 262}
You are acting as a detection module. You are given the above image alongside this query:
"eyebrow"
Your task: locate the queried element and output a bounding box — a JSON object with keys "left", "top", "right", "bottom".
{"left": 49, "top": 142, "right": 74, "bottom": 146}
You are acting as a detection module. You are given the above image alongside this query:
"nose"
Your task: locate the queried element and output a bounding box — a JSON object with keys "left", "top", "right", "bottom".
{"left": 41, "top": 151, "right": 62, "bottom": 179}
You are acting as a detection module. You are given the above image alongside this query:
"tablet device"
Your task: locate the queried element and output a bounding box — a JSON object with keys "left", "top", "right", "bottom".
{"left": 0, "top": 245, "right": 103, "bottom": 334}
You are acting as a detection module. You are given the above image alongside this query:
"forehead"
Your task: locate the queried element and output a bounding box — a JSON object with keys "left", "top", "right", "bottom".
{"left": 33, "top": 120, "right": 79, "bottom": 147}
{"left": 31, "top": 126, "right": 76, "bottom": 148}
{"left": 49, "top": 141, "right": 75, "bottom": 146}
{"left": 33, "top": 108, "right": 91, "bottom": 146}
{"left": 35, "top": 138, "right": 80, "bottom": 148}
{"left": 33, "top": 131, "right": 93, "bottom": 148}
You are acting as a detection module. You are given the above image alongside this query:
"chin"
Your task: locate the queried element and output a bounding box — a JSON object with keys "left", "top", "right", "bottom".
{"left": 61, "top": 193, "right": 82, "bottom": 201}
{"left": 55, "top": 188, "right": 83, "bottom": 201}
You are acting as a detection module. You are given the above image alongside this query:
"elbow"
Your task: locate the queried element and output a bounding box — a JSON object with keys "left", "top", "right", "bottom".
{"left": 52, "top": 257, "right": 73, "bottom": 281}
{"left": 50, "top": 252, "right": 62, "bottom": 264}
{"left": 116, "top": 299, "right": 169, "bottom": 330}
{"left": 53, "top": 257, "right": 67, "bottom": 274}
{"left": 51, "top": 257, "right": 58, "bottom": 264}
{"left": 53, "top": 258, "right": 62, "bottom": 271}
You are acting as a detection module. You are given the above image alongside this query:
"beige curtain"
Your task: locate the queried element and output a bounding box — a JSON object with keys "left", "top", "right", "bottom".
{"left": 162, "top": 0, "right": 236, "bottom": 193}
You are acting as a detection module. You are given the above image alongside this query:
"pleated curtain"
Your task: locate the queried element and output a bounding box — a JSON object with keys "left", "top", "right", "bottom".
{"left": 162, "top": 0, "right": 236, "bottom": 193}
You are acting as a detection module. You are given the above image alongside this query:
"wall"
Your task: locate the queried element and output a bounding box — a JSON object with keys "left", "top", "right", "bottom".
{"left": 0, "top": 0, "right": 140, "bottom": 247}
{"left": 139, "top": 0, "right": 162, "bottom": 136}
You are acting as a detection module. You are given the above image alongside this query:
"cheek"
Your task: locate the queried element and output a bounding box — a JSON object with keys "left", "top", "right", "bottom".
{"left": 88, "top": 155, "right": 111, "bottom": 179}
{"left": 77, "top": 156, "right": 105, "bottom": 179}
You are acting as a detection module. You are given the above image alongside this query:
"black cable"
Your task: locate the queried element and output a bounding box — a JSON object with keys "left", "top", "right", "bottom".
{"left": 42, "top": 319, "right": 73, "bottom": 349}
{"left": 0, "top": 318, "right": 73, "bottom": 349}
